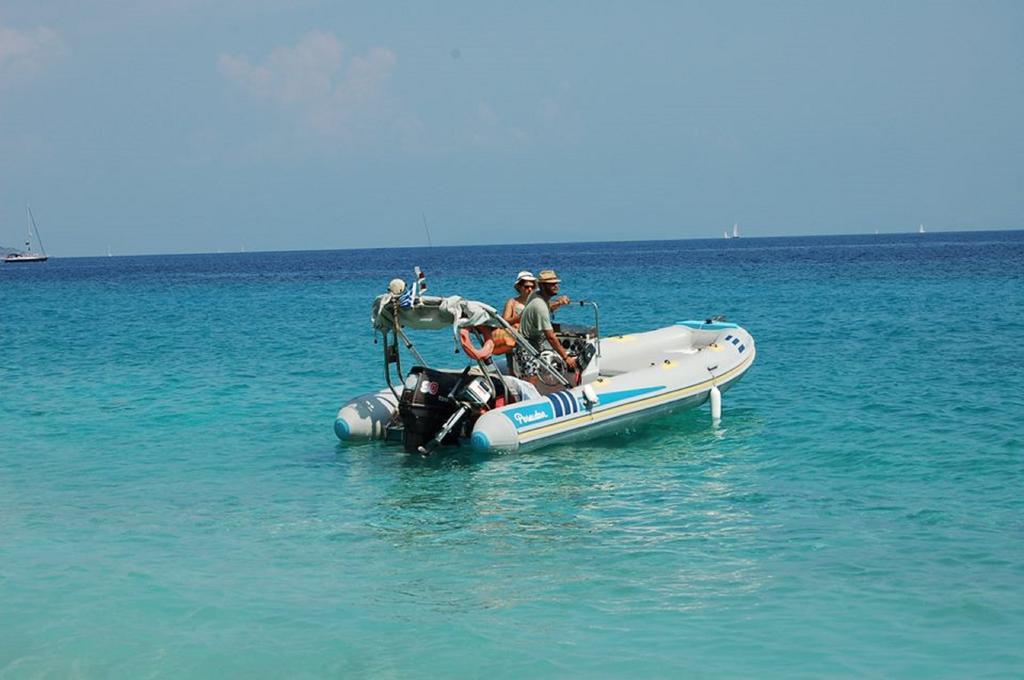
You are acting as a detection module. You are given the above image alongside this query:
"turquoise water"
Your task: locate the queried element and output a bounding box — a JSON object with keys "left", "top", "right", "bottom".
{"left": 2, "top": 232, "right": 1023, "bottom": 677}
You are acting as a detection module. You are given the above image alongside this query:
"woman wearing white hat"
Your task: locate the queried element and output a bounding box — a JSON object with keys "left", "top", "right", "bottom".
{"left": 502, "top": 271, "right": 538, "bottom": 325}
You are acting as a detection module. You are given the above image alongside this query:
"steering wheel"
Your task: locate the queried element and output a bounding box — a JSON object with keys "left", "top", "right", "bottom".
{"left": 537, "top": 350, "right": 580, "bottom": 387}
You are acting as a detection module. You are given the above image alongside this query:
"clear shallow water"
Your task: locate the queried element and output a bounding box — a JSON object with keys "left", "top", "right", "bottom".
{"left": 2, "top": 232, "right": 1023, "bottom": 677}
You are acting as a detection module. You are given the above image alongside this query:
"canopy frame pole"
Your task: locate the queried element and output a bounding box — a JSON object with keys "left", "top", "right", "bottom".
{"left": 394, "top": 324, "right": 428, "bottom": 367}
{"left": 490, "top": 314, "right": 574, "bottom": 389}
{"left": 381, "top": 298, "right": 409, "bottom": 400}
{"left": 383, "top": 330, "right": 401, "bottom": 400}
{"left": 578, "top": 300, "right": 601, "bottom": 357}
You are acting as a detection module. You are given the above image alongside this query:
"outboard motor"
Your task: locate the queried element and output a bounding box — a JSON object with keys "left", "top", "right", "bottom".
{"left": 398, "top": 366, "right": 497, "bottom": 454}
{"left": 398, "top": 367, "right": 465, "bottom": 453}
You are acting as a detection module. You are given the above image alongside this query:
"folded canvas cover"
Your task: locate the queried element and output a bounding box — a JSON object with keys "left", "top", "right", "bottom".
{"left": 372, "top": 294, "right": 501, "bottom": 332}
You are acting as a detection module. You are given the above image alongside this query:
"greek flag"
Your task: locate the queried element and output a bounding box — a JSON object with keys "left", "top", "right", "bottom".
{"left": 399, "top": 288, "right": 415, "bottom": 308}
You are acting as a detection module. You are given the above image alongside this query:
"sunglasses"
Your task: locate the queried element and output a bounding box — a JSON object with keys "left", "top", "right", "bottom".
{"left": 519, "top": 283, "right": 535, "bottom": 289}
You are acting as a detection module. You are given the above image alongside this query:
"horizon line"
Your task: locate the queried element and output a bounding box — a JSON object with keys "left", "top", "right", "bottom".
{"left": 4, "top": 226, "right": 1022, "bottom": 259}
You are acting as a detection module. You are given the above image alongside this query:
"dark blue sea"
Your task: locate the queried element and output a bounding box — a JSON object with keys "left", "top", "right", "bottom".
{"left": 2, "top": 231, "right": 1023, "bottom": 677}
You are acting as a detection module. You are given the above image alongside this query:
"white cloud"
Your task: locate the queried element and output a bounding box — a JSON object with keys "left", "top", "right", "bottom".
{"left": 467, "top": 101, "right": 530, "bottom": 149}
{"left": 0, "top": 22, "right": 65, "bottom": 87}
{"left": 218, "top": 31, "right": 397, "bottom": 136}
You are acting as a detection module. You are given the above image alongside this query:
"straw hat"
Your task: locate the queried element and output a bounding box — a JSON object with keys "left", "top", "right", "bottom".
{"left": 537, "top": 269, "right": 561, "bottom": 284}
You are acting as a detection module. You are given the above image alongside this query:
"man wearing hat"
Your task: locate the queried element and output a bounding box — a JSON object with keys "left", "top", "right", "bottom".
{"left": 518, "top": 269, "right": 578, "bottom": 371}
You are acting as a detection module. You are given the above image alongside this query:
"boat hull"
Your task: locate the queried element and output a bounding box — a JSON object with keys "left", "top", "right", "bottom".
{"left": 335, "top": 322, "right": 755, "bottom": 453}
{"left": 4, "top": 254, "right": 48, "bottom": 263}
{"left": 471, "top": 330, "right": 754, "bottom": 453}
{"left": 334, "top": 387, "right": 399, "bottom": 441}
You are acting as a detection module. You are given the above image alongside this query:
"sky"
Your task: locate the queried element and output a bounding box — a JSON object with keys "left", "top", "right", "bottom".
{"left": 1, "top": 1, "right": 1022, "bottom": 256}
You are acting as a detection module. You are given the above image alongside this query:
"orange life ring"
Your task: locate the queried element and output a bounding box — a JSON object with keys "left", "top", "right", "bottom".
{"left": 459, "top": 327, "right": 494, "bottom": 360}
{"left": 490, "top": 328, "right": 516, "bottom": 355}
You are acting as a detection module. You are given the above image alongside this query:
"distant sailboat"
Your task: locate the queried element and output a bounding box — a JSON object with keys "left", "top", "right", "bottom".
{"left": 733, "top": 223, "right": 740, "bottom": 238}
{"left": 107, "top": 245, "right": 113, "bottom": 257}
{"left": 4, "top": 205, "right": 49, "bottom": 263}
{"left": 918, "top": 224, "right": 926, "bottom": 234}
{"left": 723, "top": 230, "right": 731, "bottom": 239}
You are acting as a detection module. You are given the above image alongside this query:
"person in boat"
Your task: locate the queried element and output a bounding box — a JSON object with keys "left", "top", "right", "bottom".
{"left": 502, "top": 271, "right": 537, "bottom": 325}
{"left": 501, "top": 270, "right": 570, "bottom": 325}
{"left": 549, "top": 290, "right": 571, "bottom": 315}
{"left": 517, "top": 269, "right": 577, "bottom": 372}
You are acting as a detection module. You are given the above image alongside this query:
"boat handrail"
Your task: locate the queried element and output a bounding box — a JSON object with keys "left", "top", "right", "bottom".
{"left": 576, "top": 300, "right": 601, "bottom": 357}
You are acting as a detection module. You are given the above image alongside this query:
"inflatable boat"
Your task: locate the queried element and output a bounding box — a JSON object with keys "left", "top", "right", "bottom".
{"left": 335, "top": 270, "right": 756, "bottom": 454}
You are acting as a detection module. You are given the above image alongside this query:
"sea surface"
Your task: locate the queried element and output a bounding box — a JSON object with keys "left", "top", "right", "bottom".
{"left": 2, "top": 231, "right": 1023, "bottom": 678}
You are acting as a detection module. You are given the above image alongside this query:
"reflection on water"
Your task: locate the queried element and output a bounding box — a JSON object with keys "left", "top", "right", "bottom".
{"left": 334, "top": 406, "right": 774, "bottom": 619}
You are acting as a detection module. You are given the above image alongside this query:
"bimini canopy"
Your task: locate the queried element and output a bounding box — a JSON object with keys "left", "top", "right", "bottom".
{"left": 372, "top": 293, "right": 502, "bottom": 333}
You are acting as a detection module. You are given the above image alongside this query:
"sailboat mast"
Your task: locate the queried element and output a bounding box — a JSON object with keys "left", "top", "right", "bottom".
{"left": 26, "top": 204, "right": 46, "bottom": 255}
{"left": 421, "top": 213, "right": 433, "bottom": 247}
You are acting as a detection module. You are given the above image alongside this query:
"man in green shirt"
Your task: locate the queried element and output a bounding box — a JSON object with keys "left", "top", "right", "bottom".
{"left": 519, "top": 269, "right": 578, "bottom": 371}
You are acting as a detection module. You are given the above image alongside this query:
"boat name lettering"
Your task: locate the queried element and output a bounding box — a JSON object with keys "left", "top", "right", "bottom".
{"left": 513, "top": 410, "right": 549, "bottom": 425}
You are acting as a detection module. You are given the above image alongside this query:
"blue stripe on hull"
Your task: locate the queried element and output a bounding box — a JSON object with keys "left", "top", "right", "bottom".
{"left": 597, "top": 386, "right": 664, "bottom": 406}
{"left": 519, "top": 371, "right": 750, "bottom": 450}
{"left": 546, "top": 393, "right": 564, "bottom": 417}
{"left": 546, "top": 390, "right": 579, "bottom": 418}
{"left": 677, "top": 320, "right": 739, "bottom": 330}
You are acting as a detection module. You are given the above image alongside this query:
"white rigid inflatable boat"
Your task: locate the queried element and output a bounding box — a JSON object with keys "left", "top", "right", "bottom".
{"left": 335, "top": 269, "right": 755, "bottom": 454}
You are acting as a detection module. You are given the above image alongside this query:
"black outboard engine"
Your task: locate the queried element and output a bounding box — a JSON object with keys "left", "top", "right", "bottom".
{"left": 398, "top": 366, "right": 499, "bottom": 454}
{"left": 398, "top": 367, "right": 466, "bottom": 453}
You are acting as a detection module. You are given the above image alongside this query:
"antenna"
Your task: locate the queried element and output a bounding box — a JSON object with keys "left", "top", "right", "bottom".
{"left": 421, "top": 213, "right": 433, "bottom": 247}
